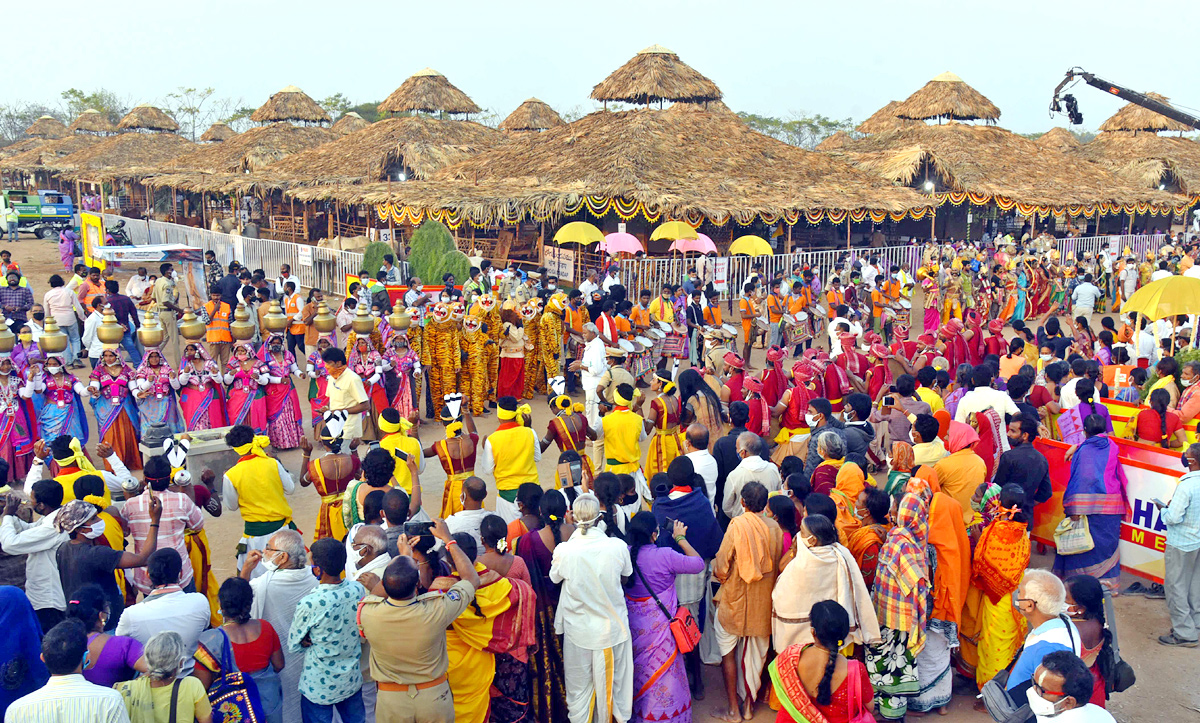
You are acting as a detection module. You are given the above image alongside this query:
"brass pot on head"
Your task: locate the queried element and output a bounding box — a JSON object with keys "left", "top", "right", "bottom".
{"left": 314, "top": 301, "right": 336, "bottom": 333}
{"left": 39, "top": 316, "right": 68, "bottom": 354}
{"left": 179, "top": 308, "right": 206, "bottom": 340}
{"left": 387, "top": 306, "right": 411, "bottom": 331}
{"left": 0, "top": 315, "right": 14, "bottom": 353}
{"left": 96, "top": 307, "right": 125, "bottom": 345}
{"left": 352, "top": 303, "right": 375, "bottom": 335}
{"left": 262, "top": 300, "right": 289, "bottom": 334}
{"left": 230, "top": 302, "right": 255, "bottom": 341}
{"left": 138, "top": 310, "right": 164, "bottom": 349}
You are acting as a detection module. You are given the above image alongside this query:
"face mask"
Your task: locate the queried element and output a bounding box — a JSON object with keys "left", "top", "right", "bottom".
{"left": 804, "top": 413, "right": 818, "bottom": 427}
{"left": 261, "top": 557, "right": 280, "bottom": 573}
{"left": 1185, "top": 378, "right": 1196, "bottom": 388}
{"left": 1026, "top": 687, "right": 1066, "bottom": 718}
{"left": 83, "top": 519, "right": 106, "bottom": 539}
{"left": 46, "top": 365, "right": 61, "bottom": 375}
{"left": 1040, "top": 354, "right": 1052, "bottom": 362}
{"left": 547, "top": 284, "right": 557, "bottom": 291}
{"left": 269, "top": 344, "right": 282, "bottom": 352}
{"left": 18, "top": 334, "right": 30, "bottom": 344}
{"left": 32, "top": 313, "right": 43, "bottom": 321}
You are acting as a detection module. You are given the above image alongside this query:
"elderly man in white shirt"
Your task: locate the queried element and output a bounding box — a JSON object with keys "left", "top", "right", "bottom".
{"left": 572, "top": 322, "right": 608, "bottom": 433}
{"left": 550, "top": 493, "right": 633, "bottom": 723}
{"left": 1151, "top": 261, "right": 1173, "bottom": 282}
{"left": 577, "top": 271, "right": 601, "bottom": 299}
{"left": 682, "top": 423, "right": 718, "bottom": 504}
{"left": 953, "top": 365, "right": 1020, "bottom": 423}
{"left": 722, "top": 432, "right": 782, "bottom": 519}
{"left": 601, "top": 267, "right": 622, "bottom": 292}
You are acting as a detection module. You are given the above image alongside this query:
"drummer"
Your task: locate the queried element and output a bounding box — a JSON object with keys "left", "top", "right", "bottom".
{"left": 686, "top": 288, "right": 706, "bottom": 367}
{"left": 766, "top": 280, "right": 787, "bottom": 349}
{"left": 787, "top": 280, "right": 815, "bottom": 355}
{"left": 648, "top": 284, "right": 679, "bottom": 372}
{"left": 631, "top": 289, "right": 654, "bottom": 335}
{"left": 738, "top": 282, "right": 758, "bottom": 369}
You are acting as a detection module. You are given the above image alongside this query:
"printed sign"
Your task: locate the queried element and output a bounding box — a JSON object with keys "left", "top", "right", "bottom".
{"left": 544, "top": 245, "right": 575, "bottom": 283}
{"left": 297, "top": 245, "right": 313, "bottom": 267}
{"left": 711, "top": 257, "right": 729, "bottom": 291}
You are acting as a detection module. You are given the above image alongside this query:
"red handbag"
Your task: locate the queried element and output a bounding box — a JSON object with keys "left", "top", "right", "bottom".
{"left": 632, "top": 558, "right": 701, "bottom": 653}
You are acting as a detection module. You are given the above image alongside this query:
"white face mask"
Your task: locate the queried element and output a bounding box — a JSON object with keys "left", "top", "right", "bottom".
{"left": 1185, "top": 378, "right": 1196, "bottom": 388}
{"left": 46, "top": 365, "right": 61, "bottom": 375}
{"left": 1026, "top": 687, "right": 1066, "bottom": 718}
{"left": 804, "top": 413, "right": 818, "bottom": 427}
{"left": 547, "top": 284, "right": 557, "bottom": 291}
{"left": 1040, "top": 354, "right": 1052, "bottom": 361}
{"left": 83, "top": 519, "right": 106, "bottom": 539}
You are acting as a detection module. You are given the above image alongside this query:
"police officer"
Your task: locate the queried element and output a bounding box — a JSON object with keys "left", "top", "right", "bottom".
{"left": 357, "top": 518, "right": 480, "bottom": 723}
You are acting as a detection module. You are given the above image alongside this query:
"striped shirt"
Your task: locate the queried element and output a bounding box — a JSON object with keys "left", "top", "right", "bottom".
{"left": 4, "top": 674, "right": 129, "bottom": 723}
{"left": 1163, "top": 470, "right": 1200, "bottom": 552}
{"left": 122, "top": 490, "right": 205, "bottom": 594}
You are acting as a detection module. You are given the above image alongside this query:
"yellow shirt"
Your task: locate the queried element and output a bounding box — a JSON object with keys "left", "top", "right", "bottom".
{"left": 380, "top": 432, "right": 423, "bottom": 493}
{"left": 915, "top": 386, "right": 944, "bottom": 414}
{"left": 485, "top": 425, "right": 539, "bottom": 491}
{"left": 226, "top": 455, "right": 293, "bottom": 523}
{"left": 602, "top": 408, "right": 648, "bottom": 472}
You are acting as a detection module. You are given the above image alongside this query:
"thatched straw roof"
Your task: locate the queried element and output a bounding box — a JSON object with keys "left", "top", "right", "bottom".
{"left": 1097, "top": 93, "right": 1192, "bottom": 133}
{"left": 0, "top": 135, "right": 101, "bottom": 174}
{"left": 25, "top": 116, "right": 69, "bottom": 139}
{"left": 331, "top": 112, "right": 370, "bottom": 135}
{"left": 378, "top": 69, "right": 481, "bottom": 116}
{"left": 499, "top": 99, "right": 565, "bottom": 132}
{"left": 68, "top": 109, "right": 117, "bottom": 135}
{"left": 855, "top": 101, "right": 920, "bottom": 134}
{"left": 0, "top": 139, "right": 43, "bottom": 159}
{"left": 815, "top": 131, "right": 853, "bottom": 151}
{"left": 250, "top": 86, "right": 331, "bottom": 124}
{"left": 199, "top": 122, "right": 236, "bottom": 142}
{"left": 891, "top": 72, "right": 1001, "bottom": 122}
{"left": 117, "top": 105, "right": 179, "bottom": 132}
{"left": 1073, "top": 131, "right": 1200, "bottom": 196}
{"left": 590, "top": 45, "right": 722, "bottom": 106}
{"left": 47, "top": 132, "right": 194, "bottom": 180}
{"left": 1034, "top": 127, "right": 1080, "bottom": 153}
{"left": 158, "top": 122, "right": 335, "bottom": 177}
{"left": 832, "top": 122, "right": 1181, "bottom": 208}
{"left": 292, "top": 106, "right": 930, "bottom": 225}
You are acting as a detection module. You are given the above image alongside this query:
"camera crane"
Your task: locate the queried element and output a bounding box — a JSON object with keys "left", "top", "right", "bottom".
{"left": 1050, "top": 67, "right": 1200, "bottom": 130}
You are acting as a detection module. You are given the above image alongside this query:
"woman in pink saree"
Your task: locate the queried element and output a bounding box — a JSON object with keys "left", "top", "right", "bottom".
{"left": 177, "top": 342, "right": 227, "bottom": 431}
{"left": 257, "top": 332, "right": 304, "bottom": 450}
{"left": 385, "top": 333, "right": 420, "bottom": 421}
{"left": 223, "top": 341, "right": 267, "bottom": 434}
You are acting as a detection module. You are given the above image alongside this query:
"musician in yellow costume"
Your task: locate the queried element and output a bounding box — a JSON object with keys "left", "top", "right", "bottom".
{"left": 648, "top": 284, "right": 678, "bottom": 371}
{"left": 425, "top": 303, "right": 461, "bottom": 419}
{"left": 539, "top": 295, "right": 566, "bottom": 383}
{"left": 520, "top": 301, "right": 545, "bottom": 399}
{"left": 942, "top": 267, "right": 965, "bottom": 323}
{"left": 478, "top": 396, "right": 541, "bottom": 521}
{"left": 459, "top": 315, "right": 490, "bottom": 417}
{"left": 599, "top": 382, "right": 652, "bottom": 508}
{"left": 423, "top": 402, "right": 479, "bottom": 518}
{"left": 222, "top": 425, "right": 296, "bottom": 576}
{"left": 643, "top": 368, "right": 682, "bottom": 479}
{"left": 540, "top": 386, "right": 597, "bottom": 489}
{"left": 471, "top": 294, "right": 502, "bottom": 408}
{"left": 378, "top": 407, "right": 424, "bottom": 494}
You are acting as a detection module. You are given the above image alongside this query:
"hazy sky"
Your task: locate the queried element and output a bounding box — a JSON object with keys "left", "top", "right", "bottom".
{"left": 17, "top": 0, "right": 1200, "bottom": 133}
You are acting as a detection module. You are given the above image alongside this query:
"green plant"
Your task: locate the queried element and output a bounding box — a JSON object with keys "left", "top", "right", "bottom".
{"left": 441, "top": 250, "right": 472, "bottom": 284}
{"left": 408, "top": 220, "right": 456, "bottom": 284}
{"left": 361, "top": 241, "right": 392, "bottom": 279}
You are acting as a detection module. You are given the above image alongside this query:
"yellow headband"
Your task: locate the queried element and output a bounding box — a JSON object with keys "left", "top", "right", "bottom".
{"left": 234, "top": 435, "right": 271, "bottom": 458}
{"left": 662, "top": 381, "right": 677, "bottom": 395}
{"left": 57, "top": 438, "right": 96, "bottom": 472}
{"left": 553, "top": 395, "right": 573, "bottom": 414}
{"left": 378, "top": 414, "right": 403, "bottom": 434}
{"left": 445, "top": 421, "right": 464, "bottom": 437}
{"left": 614, "top": 386, "right": 640, "bottom": 407}
{"left": 497, "top": 403, "right": 532, "bottom": 424}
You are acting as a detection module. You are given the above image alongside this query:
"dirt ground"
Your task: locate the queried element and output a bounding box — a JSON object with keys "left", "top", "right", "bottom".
{"left": 10, "top": 230, "right": 1189, "bottom": 723}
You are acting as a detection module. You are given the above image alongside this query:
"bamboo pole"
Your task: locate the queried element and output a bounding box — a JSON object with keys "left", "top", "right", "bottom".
{"left": 846, "top": 218, "right": 851, "bottom": 250}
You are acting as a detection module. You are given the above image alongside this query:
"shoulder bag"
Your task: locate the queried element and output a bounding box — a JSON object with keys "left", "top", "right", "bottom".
{"left": 631, "top": 553, "right": 701, "bottom": 653}
{"left": 208, "top": 629, "right": 265, "bottom": 723}
{"left": 980, "top": 614, "right": 1076, "bottom": 723}
{"left": 1054, "top": 515, "right": 1094, "bottom": 556}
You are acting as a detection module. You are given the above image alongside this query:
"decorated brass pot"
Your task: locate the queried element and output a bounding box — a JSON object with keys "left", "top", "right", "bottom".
{"left": 387, "top": 306, "right": 411, "bottom": 331}
{"left": 39, "top": 316, "right": 68, "bottom": 354}
{"left": 96, "top": 308, "right": 125, "bottom": 345}
{"left": 351, "top": 303, "right": 375, "bottom": 335}
{"left": 179, "top": 308, "right": 206, "bottom": 340}
{"left": 138, "top": 310, "right": 164, "bottom": 348}
{"left": 262, "top": 300, "right": 289, "bottom": 334}
{"left": 230, "top": 302, "right": 255, "bottom": 341}
{"left": 314, "top": 301, "right": 336, "bottom": 333}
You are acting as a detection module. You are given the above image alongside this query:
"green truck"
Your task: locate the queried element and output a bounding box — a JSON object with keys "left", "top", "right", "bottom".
{"left": 0, "top": 189, "right": 75, "bottom": 239}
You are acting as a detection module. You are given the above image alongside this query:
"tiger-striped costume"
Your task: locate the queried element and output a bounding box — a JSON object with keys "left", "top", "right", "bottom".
{"left": 460, "top": 321, "right": 489, "bottom": 415}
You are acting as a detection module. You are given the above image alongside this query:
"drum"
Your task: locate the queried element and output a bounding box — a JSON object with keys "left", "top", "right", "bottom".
{"left": 656, "top": 320, "right": 672, "bottom": 332}
{"left": 781, "top": 314, "right": 796, "bottom": 327}
{"left": 796, "top": 311, "right": 809, "bottom": 321}
{"left": 897, "top": 299, "right": 912, "bottom": 326}
{"left": 720, "top": 323, "right": 738, "bottom": 338}
{"left": 672, "top": 322, "right": 689, "bottom": 336}
{"left": 648, "top": 328, "right": 666, "bottom": 340}
{"left": 635, "top": 335, "right": 652, "bottom": 348}
{"left": 754, "top": 317, "right": 770, "bottom": 332}
{"left": 815, "top": 304, "right": 827, "bottom": 317}
{"left": 618, "top": 338, "right": 635, "bottom": 354}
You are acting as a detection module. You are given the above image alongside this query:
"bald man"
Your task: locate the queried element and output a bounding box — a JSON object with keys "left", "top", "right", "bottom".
{"left": 444, "top": 476, "right": 490, "bottom": 549}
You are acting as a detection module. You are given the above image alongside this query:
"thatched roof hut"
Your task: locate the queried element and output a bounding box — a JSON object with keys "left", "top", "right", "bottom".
{"left": 25, "top": 116, "right": 69, "bottom": 139}
{"left": 291, "top": 106, "right": 930, "bottom": 226}
{"left": 831, "top": 122, "right": 1180, "bottom": 209}
{"left": 891, "top": 72, "right": 1001, "bottom": 123}
{"left": 0, "top": 135, "right": 101, "bottom": 174}
{"left": 68, "top": 109, "right": 117, "bottom": 135}
{"left": 250, "top": 86, "right": 331, "bottom": 125}
{"left": 331, "top": 112, "right": 370, "bottom": 136}
{"left": 117, "top": 105, "right": 180, "bottom": 132}
{"left": 1034, "top": 127, "right": 1080, "bottom": 153}
{"left": 590, "top": 45, "right": 722, "bottom": 106}
{"left": 0, "top": 139, "right": 44, "bottom": 159}
{"left": 47, "top": 132, "right": 194, "bottom": 181}
{"left": 378, "top": 69, "right": 481, "bottom": 116}
{"left": 1073, "top": 131, "right": 1200, "bottom": 196}
{"left": 855, "top": 101, "right": 919, "bottom": 134}
{"left": 153, "top": 122, "right": 335, "bottom": 180}
{"left": 1097, "top": 93, "right": 1192, "bottom": 133}
{"left": 499, "top": 99, "right": 565, "bottom": 132}
{"left": 815, "top": 130, "right": 853, "bottom": 151}
{"left": 199, "top": 123, "right": 236, "bottom": 143}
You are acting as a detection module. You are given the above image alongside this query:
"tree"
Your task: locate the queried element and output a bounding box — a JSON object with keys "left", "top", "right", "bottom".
{"left": 361, "top": 241, "right": 392, "bottom": 278}
{"left": 346, "top": 102, "right": 382, "bottom": 123}
{"left": 736, "top": 111, "right": 856, "bottom": 150}
{"left": 319, "top": 93, "right": 352, "bottom": 119}
{"left": 163, "top": 87, "right": 217, "bottom": 141}
{"left": 0, "top": 102, "right": 64, "bottom": 145}
{"left": 220, "top": 106, "right": 257, "bottom": 133}
{"left": 59, "top": 88, "right": 129, "bottom": 127}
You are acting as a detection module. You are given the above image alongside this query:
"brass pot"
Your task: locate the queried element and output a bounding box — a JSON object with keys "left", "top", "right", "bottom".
{"left": 39, "top": 316, "right": 68, "bottom": 354}
{"left": 96, "top": 308, "right": 125, "bottom": 344}
{"left": 230, "top": 302, "right": 255, "bottom": 341}
{"left": 351, "top": 304, "right": 375, "bottom": 335}
{"left": 387, "top": 306, "right": 411, "bottom": 331}
{"left": 314, "top": 301, "right": 336, "bottom": 333}
{"left": 178, "top": 308, "right": 206, "bottom": 340}
{"left": 262, "top": 300, "right": 289, "bottom": 334}
{"left": 138, "top": 310, "right": 164, "bottom": 348}
{"left": 0, "top": 315, "right": 14, "bottom": 353}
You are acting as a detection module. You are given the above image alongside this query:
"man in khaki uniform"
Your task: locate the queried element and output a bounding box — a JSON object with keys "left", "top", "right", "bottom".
{"left": 358, "top": 519, "right": 480, "bottom": 723}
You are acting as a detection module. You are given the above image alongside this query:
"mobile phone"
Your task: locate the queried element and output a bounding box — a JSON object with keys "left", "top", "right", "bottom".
{"left": 883, "top": 395, "right": 896, "bottom": 406}
{"left": 1151, "top": 498, "right": 1167, "bottom": 509}
{"left": 394, "top": 449, "right": 409, "bottom": 462}
{"left": 403, "top": 520, "right": 434, "bottom": 537}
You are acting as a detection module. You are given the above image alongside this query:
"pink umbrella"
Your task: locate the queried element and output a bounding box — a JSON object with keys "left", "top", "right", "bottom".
{"left": 601, "top": 232, "right": 645, "bottom": 255}
{"left": 668, "top": 233, "right": 717, "bottom": 254}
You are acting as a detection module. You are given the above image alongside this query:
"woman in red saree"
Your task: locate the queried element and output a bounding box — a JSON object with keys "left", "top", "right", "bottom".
{"left": 864, "top": 343, "right": 893, "bottom": 402}
{"left": 762, "top": 346, "right": 789, "bottom": 408}
{"left": 769, "top": 600, "right": 875, "bottom": 723}
{"left": 964, "top": 311, "right": 985, "bottom": 366}
{"left": 970, "top": 407, "right": 1008, "bottom": 485}
{"left": 937, "top": 319, "right": 970, "bottom": 372}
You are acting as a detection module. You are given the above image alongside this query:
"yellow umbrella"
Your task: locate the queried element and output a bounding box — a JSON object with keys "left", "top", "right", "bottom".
{"left": 728, "top": 235, "right": 774, "bottom": 256}
{"left": 1121, "top": 275, "right": 1200, "bottom": 321}
{"left": 553, "top": 221, "right": 604, "bottom": 245}
{"left": 650, "top": 221, "right": 698, "bottom": 241}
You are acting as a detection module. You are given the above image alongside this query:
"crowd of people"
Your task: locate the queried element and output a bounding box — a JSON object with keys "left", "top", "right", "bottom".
{"left": 4, "top": 229, "right": 1200, "bottom": 723}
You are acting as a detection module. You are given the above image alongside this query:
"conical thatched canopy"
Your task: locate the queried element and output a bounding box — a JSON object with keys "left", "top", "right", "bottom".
{"left": 855, "top": 101, "right": 920, "bottom": 134}
{"left": 1035, "top": 127, "right": 1080, "bottom": 152}
{"left": 68, "top": 109, "right": 117, "bottom": 135}
{"left": 0, "top": 139, "right": 43, "bottom": 159}
{"left": 1073, "top": 131, "right": 1200, "bottom": 196}
{"left": 499, "top": 98, "right": 565, "bottom": 132}
{"left": 118, "top": 105, "right": 179, "bottom": 132}
{"left": 331, "top": 112, "right": 370, "bottom": 135}
{"left": 378, "top": 69, "right": 481, "bottom": 115}
{"left": 250, "top": 85, "right": 331, "bottom": 124}
{"left": 815, "top": 130, "right": 853, "bottom": 151}
{"left": 162, "top": 122, "right": 335, "bottom": 175}
{"left": 591, "top": 45, "right": 722, "bottom": 105}
{"left": 0, "top": 135, "right": 101, "bottom": 174}
{"left": 25, "top": 116, "right": 69, "bottom": 139}
{"left": 46, "top": 132, "right": 193, "bottom": 180}
{"left": 199, "top": 123, "right": 236, "bottom": 142}
{"left": 1097, "top": 93, "right": 1191, "bottom": 133}
{"left": 892, "top": 72, "right": 1000, "bottom": 122}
